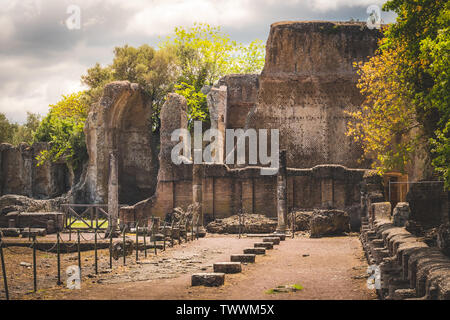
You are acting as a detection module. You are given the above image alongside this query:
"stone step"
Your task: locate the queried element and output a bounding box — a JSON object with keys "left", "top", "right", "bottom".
{"left": 21, "top": 228, "right": 47, "bottom": 237}
{"left": 150, "top": 233, "right": 165, "bottom": 241}
{"left": 393, "top": 289, "right": 417, "bottom": 300}
{"left": 263, "top": 237, "right": 280, "bottom": 245}
{"left": 191, "top": 273, "right": 225, "bottom": 287}
{"left": 230, "top": 254, "right": 256, "bottom": 263}
{"left": 254, "top": 242, "right": 273, "bottom": 250}
{"left": 0, "top": 228, "right": 20, "bottom": 237}
{"left": 213, "top": 262, "right": 242, "bottom": 274}
{"left": 272, "top": 233, "right": 286, "bottom": 241}
{"left": 243, "top": 248, "right": 266, "bottom": 255}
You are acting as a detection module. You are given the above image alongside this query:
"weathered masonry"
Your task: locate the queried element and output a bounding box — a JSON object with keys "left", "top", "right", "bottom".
{"left": 0, "top": 21, "right": 384, "bottom": 230}
{"left": 117, "top": 22, "right": 382, "bottom": 230}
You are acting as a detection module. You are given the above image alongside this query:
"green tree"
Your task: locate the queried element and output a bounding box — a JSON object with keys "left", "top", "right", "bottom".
{"left": 347, "top": 46, "right": 421, "bottom": 173}
{"left": 175, "top": 82, "right": 207, "bottom": 129}
{"left": 349, "top": 1, "right": 449, "bottom": 189}
{"left": 160, "top": 23, "right": 265, "bottom": 124}
{"left": 382, "top": 0, "right": 449, "bottom": 188}
{"left": 82, "top": 45, "right": 178, "bottom": 131}
{"left": 34, "top": 92, "right": 88, "bottom": 169}
{"left": 11, "top": 112, "right": 41, "bottom": 145}
{"left": 0, "top": 113, "right": 17, "bottom": 144}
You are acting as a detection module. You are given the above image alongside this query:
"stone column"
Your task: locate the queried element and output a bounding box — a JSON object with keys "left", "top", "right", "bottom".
{"left": 107, "top": 152, "right": 119, "bottom": 237}
{"left": 321, "top": 178, "right": 334, "bottom": 208}
{"left": 276, "top": 150, "right": 288, "bottom": 234}
{"left": 207, "top": 86, "right": 227, "bottom": 163}
{"left": 193, "top": 164, "right": 206, "bottom": 236}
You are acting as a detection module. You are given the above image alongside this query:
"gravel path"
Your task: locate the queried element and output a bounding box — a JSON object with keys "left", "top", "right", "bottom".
{"left": 13, "top": 234, "right": 376, "bottom": 300}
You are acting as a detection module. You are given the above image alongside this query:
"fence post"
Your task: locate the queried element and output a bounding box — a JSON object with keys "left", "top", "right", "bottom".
{"left": 143, "top": 226, "right": 147, "bottom": 258}
{"left": 77, "top": 230, "right": 81, "bottom": 274}
{"left": 292, "top": 212, "right": 295, "bottom": 239}
{"left": 170, "top": 221, "right": 174, "bottom": 247}
{"left": 123, "top": 225, "right": 126, "bottom": 266}
{"left": 191, "top": 218, "right": 194, "bottom": 241}
{"left": 94, "top": 228, "right": 98, "bottom": 274}
{"left": 135, "top": 222, "right": 139, "bottom": 262}
{"left": 0, "top": 235, "right": 9, "bottom": 300}
{"left": 177, "top": 220, "right": 182, "bottom": 244}
{"left": 153, "top": 222, "right": 157, "bottom": 256}
{"left": 163, "top": 221, "right": 166, "bottom": 251}
{"left": 57, "top": 231, "right": 61, "bottom": 285}
{"left": 185, "top": 220, "right": 188, "bottom": 243}
{"left": 32, "top": 236, "right": 37, "bottom": 292}
{"left": 109, "top": 231, "right": 113, "bottom": 270}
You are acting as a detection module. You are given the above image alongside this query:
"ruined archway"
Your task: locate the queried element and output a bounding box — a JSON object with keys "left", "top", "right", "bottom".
{"left": 81, "top": 81, "right": 158, "bottom": 205}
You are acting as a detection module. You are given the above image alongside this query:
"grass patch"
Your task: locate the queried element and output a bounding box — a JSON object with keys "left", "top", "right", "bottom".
{"left": 265, "top": 284, "right": 304, "bottom": 294}
{"left": 66, "top": 218, "right": 109, "bottom": 229}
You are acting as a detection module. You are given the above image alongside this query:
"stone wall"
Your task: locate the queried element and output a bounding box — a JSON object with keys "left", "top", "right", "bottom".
{"left": 118, "top": 23, "right": 384, "bottom": 228}
{"left": 217, "top": 74, "right": 259, "bottom": 130}
{"left": 121, "top": 93, "right": 368, "bottom": 229}
{"left": 361, "top": 216, "right": 450, "bottom": 300}
{"left": 78, "top": 81, "right": 158, "bottom": 205}
{"left": 406, "top": 183, "right": 448, "bottom": 230}
{"left": 0, "top": 142, "right": 70, "bottom": 199}
{"left": 247, "top": 21, "right": 381, "bottom": 169}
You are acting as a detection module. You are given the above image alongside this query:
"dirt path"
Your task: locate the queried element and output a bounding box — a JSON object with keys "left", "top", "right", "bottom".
{"left": 19, "top": 235, "right": 376, "bottom": 300}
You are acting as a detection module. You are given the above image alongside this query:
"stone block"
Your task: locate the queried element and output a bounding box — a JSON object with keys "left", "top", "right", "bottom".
{"left": 371, "top": 202, "right": 391, "bottom": 221}
{"left": 0, "top": 228, "right": 20, "bottom": 237}
{"left": 393, "top": 203, "right": 410, "bottom": 227}
{"left": 243, "top": 248, "right": 266, "bottom": 255}
{"left": 272, "top": 233, "right": 286, "bottom": 241}
{"left": 191, "top": 273, "right": 225, "bottom": 287}
{"left": 213, "top": 262, "right": 242, "bottom": 274}
{"left": 393, "top": 289, "right": 417, "bottom": 300}
{"left": 230, "top": 254, "right": 256, "bottom": 263}
{"left": 263, "top": 237, "right": 280, "bottom": 245}
{"left": 254, "top": 242, "right": 273, "bottom": 250}
{"left": 21, "top": 228, "right": 47, "bottom": 237}
{"left": 310, "top": 209, "right": 350, "bottom": 238}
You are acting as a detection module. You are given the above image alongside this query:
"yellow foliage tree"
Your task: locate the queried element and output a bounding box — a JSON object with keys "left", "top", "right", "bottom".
{"left": 346, "top": 45, "right": 421, "bottom": 174}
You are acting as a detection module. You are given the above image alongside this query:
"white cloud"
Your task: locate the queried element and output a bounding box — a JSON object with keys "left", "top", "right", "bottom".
{"left": 126, "top": 0, "right": 255, "bottom": 37}
{"left": 0, "top": 0, "right": 396, "bottom": 123}
{"left": 0, "top": 16, "right": 14, "bottom": 42}
{"left": 307, "top": 0, "right": 386, "bottom": 11}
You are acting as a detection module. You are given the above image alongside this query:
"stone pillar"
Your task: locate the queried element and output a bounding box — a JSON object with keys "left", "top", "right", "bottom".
{"left": 276, "top": 150, "right": 288, "bottom": 234}
{"left": 207, "top": 86, "right": 227, "bottom": 163}
{"left": 107, "top": 152, "right": 119, "bottom": 236}
{"left": 321, "top": 178, "right": 334, "bottom": 208}
{"left": 23, "top": 145, "right": 33, "bottom": 197}
{"left": 193, "top": 164, "right": 206, "bottom": 236}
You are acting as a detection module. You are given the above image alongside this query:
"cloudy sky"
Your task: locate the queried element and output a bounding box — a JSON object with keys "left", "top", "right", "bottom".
{"left": 0, "top": 0, "right": 396, "bottom": 123}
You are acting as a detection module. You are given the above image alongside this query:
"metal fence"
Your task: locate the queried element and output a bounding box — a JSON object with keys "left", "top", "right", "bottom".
{"left": 0, "top": 215, "right": 202, "bottom": 300}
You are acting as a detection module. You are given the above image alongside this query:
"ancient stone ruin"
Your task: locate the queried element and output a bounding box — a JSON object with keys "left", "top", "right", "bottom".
{"left": 0, "top": 21, "right": 448, "bottom": 300}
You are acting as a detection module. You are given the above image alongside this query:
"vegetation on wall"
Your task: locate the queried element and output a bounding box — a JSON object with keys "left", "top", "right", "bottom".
{"left": 33, "top": 92, "right": 89, "bottom": 170}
